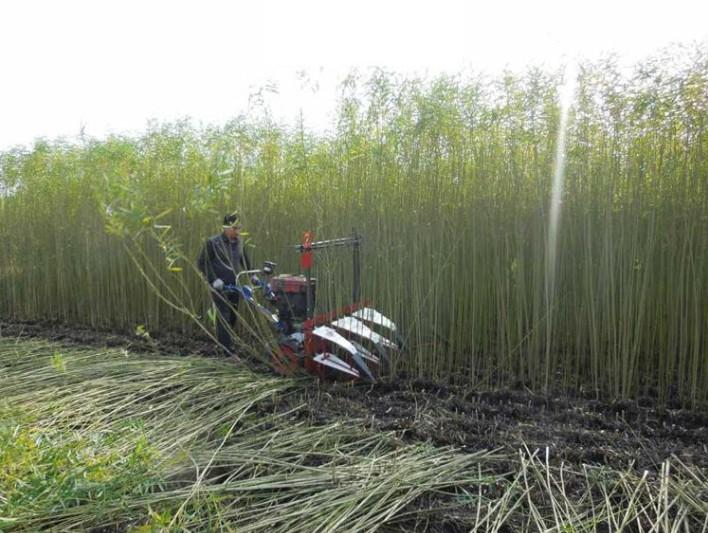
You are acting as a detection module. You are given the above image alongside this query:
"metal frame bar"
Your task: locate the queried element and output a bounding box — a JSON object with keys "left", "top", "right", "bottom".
{"left": 296, "top": 231, "right": 363, "bottom": 360}
{"left": 296, "top": 231, "right": 362, "bottom": 321}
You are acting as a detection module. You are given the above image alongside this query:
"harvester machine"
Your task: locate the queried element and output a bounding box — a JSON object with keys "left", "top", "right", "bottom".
{"left": 225, "top": 231, "right": 402, "bottom": 382}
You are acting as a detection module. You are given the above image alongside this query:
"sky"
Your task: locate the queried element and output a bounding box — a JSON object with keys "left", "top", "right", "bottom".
{"left": 1, "top": 0, "right": 707, "bottom": 150}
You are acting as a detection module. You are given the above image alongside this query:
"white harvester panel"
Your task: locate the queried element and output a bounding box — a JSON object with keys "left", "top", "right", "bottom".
{"left": 331, "top": 316, "right": 398, "bottom": 350}
{"left": 352, "top": 307, "right": 398, "bottom": 332}
{"left": 313, "top": 353, "right": 360, "bottom": 377}
{"left": 312, "top": 325, "right": 359, "bottom": 356}
{"left": 349, "top": 339, "right": 380, "bottom": 364}
{"left": 313, "top": 324, "right": 376, "bottom": 381}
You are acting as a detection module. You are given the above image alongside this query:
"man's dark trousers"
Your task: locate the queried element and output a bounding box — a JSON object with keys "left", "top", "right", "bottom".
{"left": 214, "top": 291, "right": 240, "bottom": 355}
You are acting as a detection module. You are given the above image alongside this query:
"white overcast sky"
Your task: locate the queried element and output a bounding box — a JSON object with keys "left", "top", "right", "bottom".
{"left": 1, "top": 0, "right": 706, "bottom": 150}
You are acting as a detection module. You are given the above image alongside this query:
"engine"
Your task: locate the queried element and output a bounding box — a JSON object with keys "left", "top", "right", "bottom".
{"left": 270, "top": 274, "right": 316, "bottom": 332}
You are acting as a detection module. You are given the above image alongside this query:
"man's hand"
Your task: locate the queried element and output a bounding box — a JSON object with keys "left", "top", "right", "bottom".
{"left": 212, "top": 278, "right": 225, "bottom": 291}
{"left": 250, "top": 274, "right": 261, "bottom": 286}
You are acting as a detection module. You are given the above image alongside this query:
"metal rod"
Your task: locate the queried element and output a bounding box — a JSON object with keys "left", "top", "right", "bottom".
{"left": 293, "top": 231, "right": 363, "bottom": 315}
{"left": 234, "top": 268, "right": 262, "bottom": 286}
{"left": 305, "top": 265, "right": 313, "bottom": 320}
{"left": 352, "top": 230, "right": 361, "bottom": 302}
{"left": 293, "top": 235, "right": 361, "bottom": 251}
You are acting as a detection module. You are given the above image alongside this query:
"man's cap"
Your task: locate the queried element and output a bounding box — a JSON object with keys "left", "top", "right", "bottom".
{"left": 222, "top": 211, "right": 241, "bottom": 228}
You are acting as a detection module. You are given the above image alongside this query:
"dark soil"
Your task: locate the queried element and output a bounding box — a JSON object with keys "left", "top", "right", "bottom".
{"left": 0, "top": 318, "right": 217, "bottom": 357}
{"left": 293, "top": 379, "right": 708, "bottom": 472}
{"left": 3, "top": 317, "right": 707, "bottom": 475}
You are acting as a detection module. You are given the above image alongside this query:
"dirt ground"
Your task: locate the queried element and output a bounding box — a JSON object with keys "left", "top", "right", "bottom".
{"left": 296, "top": 380, "right": 708, "bottom": 473}
{"left": 2, "top": 318, "right": 707, "bottom": 475}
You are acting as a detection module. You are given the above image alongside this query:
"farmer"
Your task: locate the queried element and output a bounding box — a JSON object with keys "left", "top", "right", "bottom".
{"left": 197, "top": 211, "right": 252, "bottom": 357}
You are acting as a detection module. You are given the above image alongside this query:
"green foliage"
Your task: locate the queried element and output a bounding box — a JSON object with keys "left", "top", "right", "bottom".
{"left": 51, "top": 351, "right": 66, "bottom": 372}
{"left": 0, "top": 415, "right": 158, "bottom": 523}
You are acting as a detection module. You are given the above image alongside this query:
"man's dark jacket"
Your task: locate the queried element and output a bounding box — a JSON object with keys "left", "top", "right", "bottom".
{"left": 197, "top": 234, "right": 252, "bottom": 286}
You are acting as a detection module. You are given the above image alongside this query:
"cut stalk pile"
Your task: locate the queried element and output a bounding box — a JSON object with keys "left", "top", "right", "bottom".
{"left": 0, "top": 338, "right": 496, "bottom": 531}
{"left": 1, "top": 338, "right": 706, "bottom": 531}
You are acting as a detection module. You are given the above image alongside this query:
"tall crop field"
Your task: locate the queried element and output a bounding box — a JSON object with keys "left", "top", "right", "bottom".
{"left": 1, "top": 47, "right": 706, "bottom": 404}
